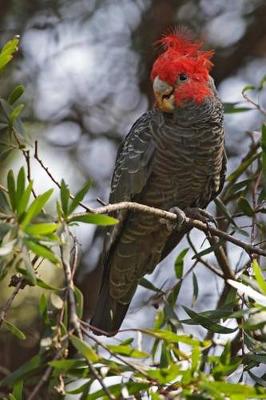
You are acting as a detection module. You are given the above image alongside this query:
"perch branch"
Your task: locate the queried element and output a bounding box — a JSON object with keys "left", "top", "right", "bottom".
{"left": 71, "top": 201, "right": 266, "bottom": 257}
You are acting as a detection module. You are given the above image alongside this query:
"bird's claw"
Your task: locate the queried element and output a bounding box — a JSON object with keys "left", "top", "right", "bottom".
{"left": 160, "top": 207, "right": 186, "bottom": 232}
{"left": 184, "top": 207, "right": 217, "bottom": 226}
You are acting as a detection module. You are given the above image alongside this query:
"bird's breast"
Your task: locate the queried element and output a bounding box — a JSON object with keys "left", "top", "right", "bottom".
{"left": 145, "top": 122, "right": 224, "bottom": 209}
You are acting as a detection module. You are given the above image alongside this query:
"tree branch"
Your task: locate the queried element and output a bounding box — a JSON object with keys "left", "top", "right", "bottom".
{"left": 71, "top": 201, "right": 266, "bottom": 257}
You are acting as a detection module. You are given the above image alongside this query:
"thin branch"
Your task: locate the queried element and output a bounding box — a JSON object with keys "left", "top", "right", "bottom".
{"left": 71, "top": 201, "right": 266, "bottom": 257}
{"left": 0, "top": 278, "right": 23, "bottom": 328}
{"left": 34, "top": 141, "right": 93, "bottom": 212}
{"left": 60, "top": 227, "right": 82, "bottom": 339}
{"left": 0, "top": 184, "right": 8, "bottom": 193}
{"left": 60, "top": 227, "right": 114, "bottom": 400}
{"left": 242, "top": 89, "right": 266, "bottom": 116}
{"left": 187, "top": 233, "right": 224, "bottom": 279}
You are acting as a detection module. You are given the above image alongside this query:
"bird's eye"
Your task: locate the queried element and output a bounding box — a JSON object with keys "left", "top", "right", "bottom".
{"left": 179, "top": 73, "right": 188, "bottom": 82}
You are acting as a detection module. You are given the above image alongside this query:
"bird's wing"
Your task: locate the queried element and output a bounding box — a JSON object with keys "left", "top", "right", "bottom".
{"left": 210, "top": 148, "right": 227, "bottom": 201}
{"left": 110, "top": 111, "right": 156, "bottom": 204}
{"left": 91, "top": 112, "right": 157, "bottom": 335}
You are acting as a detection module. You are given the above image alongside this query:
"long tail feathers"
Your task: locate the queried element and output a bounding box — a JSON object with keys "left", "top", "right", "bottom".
{"left": 90, "top": 278, "right": 131, "bottom": 336}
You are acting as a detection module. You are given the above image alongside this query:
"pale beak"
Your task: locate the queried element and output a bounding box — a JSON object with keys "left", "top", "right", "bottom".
{"left": 153, "top": 76, "right": 175, "bottom": 112}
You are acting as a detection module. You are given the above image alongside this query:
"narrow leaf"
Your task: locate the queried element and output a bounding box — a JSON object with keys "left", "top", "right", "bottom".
{"left": 228, "top": 279, "right": 266, "bottom": 306}
{"left": 107, "top": 344, "right": 149, "bottom": 359}
{"left": 8, "top": 85, "right": 24, "bottom": 105}
{"left": 25, "top": 240, "right": 59, "bottom": 264}
{"left": 25, "top": 223, "right": 57, "bottom": 236}
{"left": 253, "top": 259, "right": 266, "bottom": 295}
{"left": 139, "top": 278, "right": 161, "bottom": 292}
{"left": 183, "top": 306, "right": 237, "bottom": 334}
{"left": 9, "top": 104, "right": 24, "bottom": 124}
{"left": 17, "top": 181, "right": 33, "bottom": 216}
{"left": 238, "top": 197, "right": 254, "bottom": 217}
{"left": 74, "top": 286, "right": 84, "bottom": 319}
{"left": 3, "top": 320, "right": 26, "bottom": 340}
{"left": 16, "top": 167, "right": 25, "bottom": 205}
{"left": 7, "top": 169, "right": 16, "bottom": 211}
{"left": 174, "top": 248, "right": 189, "bottom": 279}
{"left": 68, "top": 179, "right": 92, "bottom": 214}
{"left": 70, "top": 335, "right": 100, "bottom": 362}
{"left": 21, "top": 189, "right": 53, "bottom": 227}
{"left": 60, "top": 179, "right": 70, "bottom": 216}
{"left": 192, "top": 272, "right": 199, "bottom": 305}
{"left": 70, "top": 213, "right": 118, "bottom": 225}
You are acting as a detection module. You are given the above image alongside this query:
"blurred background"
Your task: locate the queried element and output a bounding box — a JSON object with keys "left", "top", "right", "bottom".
{"left": 0, "top": 0, "right": 266, "bottom": 373}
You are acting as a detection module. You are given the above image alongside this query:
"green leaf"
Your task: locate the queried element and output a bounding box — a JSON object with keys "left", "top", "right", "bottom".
{"left": 70, "top": 213, "right": 118, "bottom": 225}
{"left": 66, "top": 382, "right": 91, "bottom": 395}
{"left": 227, "top": 152, "right": 260, "bottom": 183}
{"left": 21, "top": 250, "right": 37, "bottom": 285}
{"left": 49, "top": 359, "right": 86, "bottom": 370}
{"left": 192, "top": 272, "right": 198, "bottom": 305}
{"left": 21, "top": 189, "right": 53, "bottom": 227}
{"left": 248, "top": 370, "right": 266, "bottom": 387}
{"left": 215, "top": 198, "right": 238, "bottom": 227}
{"left": 69, "top": 179, "right": 92, "bottom": 214}
{"left": 201, "top": 381, "right": 266, "bottom": 397}
{"left": 191, "top": 345, "right": 201, "bottom": 374}
{"left": 74, "top": 286, "right": 84, "bottom": 319}
{"left": 3, "top": 320, "right": 26, "bottom": 340}
{"left": 242, "top": 84, "right": 256, "bottom": 93}
{"left": 142, "top": 329, "right": 209, "bottom": 347}
{"left": 146, "top": 364, "right": 180, "bottom": 384}
{"left": 7, "top": 169, "right": 16, "bottom": 211}
{"left": 180, "top": 304, "right": 243, "bottom": 325}
{"left": 89, "top": 382, "right": 150, "bottom": 400}
{"left": 17, "top": 181, "right": 33, "bottom": 216}
{"left": 174, "top": 248, "right": 189, "bottom": 279}
{"left": 39, "top": 293, "right": 47, "bottom": 316}
{"left": 12, "top": 380, "right": 23, "bottom": 400}
{"left": 25, "top": 223, "right": 57, "bottom": 236}
{"left": 167, "top": 281, "right": 182, "bottom": 306}
{"left": 228, "top": 279, "right": 266, "bottom": 306}
{"left": 24, "top": 240, "right": 59, "bottom": 264}
{"left": 16, "top": 167, "right": 25, "bottom": 206}
{"left": 8, "top": 85, "right": 24, "bottom": 105}
{"left": 9, "top": 104, "right": 24, "bottom": 124}
{"left": 183, "top": 306, "right": 237, "bottom": 334}
{"left": 0, "top": 354, "right": 43, "bottom": 387}
{"left": 60, "top": 179, "right": 70, "bottom": 216}
{"left": 36, "top": 278, "right": 60, "bottom": 291}
{"left": 139, "top": 277, "right": 161, "bottom": 292}
{"left": 1, "top": 37, "right": 19, "bottom": 56}
{"left": 223, "top": 102, "right": 252, "bottom": 114}
{"left": 252, "top": 259, "right": 266, "bottom": 295}
{"left": 70, "top": 335, "right": 100, "bottom": 362}
{"left": 0, "top": 37, "right": 19, "bottom": 71}
{"left": 238, "top": 197, "right": 254, "bottom": 217}
{"left": 107, "top": 344, "right": 149, "bottom": 359}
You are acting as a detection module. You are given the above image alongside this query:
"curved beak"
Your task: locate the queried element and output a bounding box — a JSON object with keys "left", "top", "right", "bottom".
{"left": 153, "top": 76, "right": 175, "bottom": 112}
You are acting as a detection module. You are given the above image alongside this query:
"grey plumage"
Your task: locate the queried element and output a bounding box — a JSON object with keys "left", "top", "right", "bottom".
{"left": 91, "top": 85, "right": 226, "bottom": 336}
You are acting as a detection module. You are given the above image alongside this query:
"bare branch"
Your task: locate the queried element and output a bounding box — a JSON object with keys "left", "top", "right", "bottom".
{"left": 0, "top": 278, "right": 23, "bottom": 328}
{"left": 34, "top": 141, "right": 93, "bottom": 212}
{"left": 72, "top": 201, "right": 266, "bottom": 257}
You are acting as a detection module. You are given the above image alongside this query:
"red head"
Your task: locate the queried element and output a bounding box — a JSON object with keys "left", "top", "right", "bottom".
{"left": 151, "top": 31, "right": 214, "bottom": 111}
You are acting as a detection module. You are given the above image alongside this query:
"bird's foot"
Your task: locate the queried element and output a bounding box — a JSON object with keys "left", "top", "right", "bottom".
{"left": 161, "top": 207, "right": 186, "bottom": 232}
{"left": 184, "top": 207, "right": 217, "bottom": 226}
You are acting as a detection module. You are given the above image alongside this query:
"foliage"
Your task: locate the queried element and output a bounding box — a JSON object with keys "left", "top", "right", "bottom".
{"left": 0, "top": 39, "right": 266, "bottom": 400}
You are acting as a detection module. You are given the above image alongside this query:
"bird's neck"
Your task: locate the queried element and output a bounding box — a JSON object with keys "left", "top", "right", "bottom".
{"left": 162, "top": 94, "right": 222, "bottom": 127}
